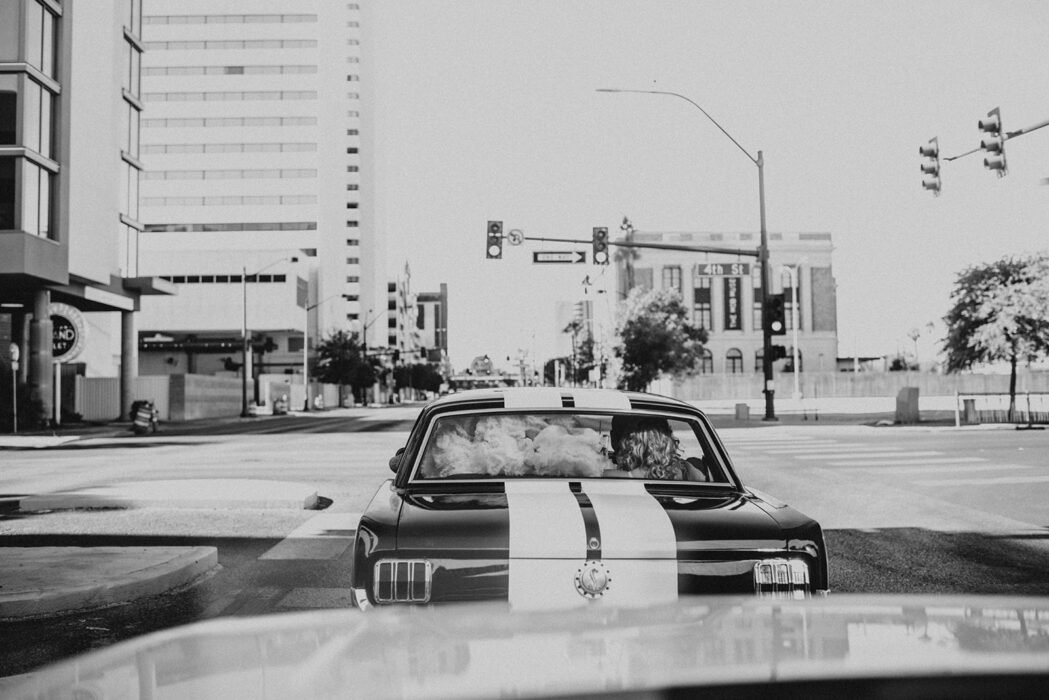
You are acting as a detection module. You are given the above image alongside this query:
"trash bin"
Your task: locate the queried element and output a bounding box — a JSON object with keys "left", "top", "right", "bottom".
{"left": 734, "top": 403, "right": 750, "bottom": 421}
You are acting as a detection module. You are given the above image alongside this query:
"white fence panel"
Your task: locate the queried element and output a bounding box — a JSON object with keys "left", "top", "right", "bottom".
{"left": 76, "top": 377, "right": 120, "bottom": 422}
{"left": 135, "top": 376, "right": 171, "bottom": 421}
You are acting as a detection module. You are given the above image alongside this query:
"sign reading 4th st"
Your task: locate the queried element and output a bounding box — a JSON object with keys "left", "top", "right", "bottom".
{"left": 533, "top": 251, "right": 586, "bottom": 264}
{"left": 697, "top": 262, "right": 750, "bottom": 276}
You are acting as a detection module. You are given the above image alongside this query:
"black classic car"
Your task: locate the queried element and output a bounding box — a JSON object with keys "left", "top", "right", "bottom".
{"left": 350, "top": 388, "right": 828, "bottom": 609}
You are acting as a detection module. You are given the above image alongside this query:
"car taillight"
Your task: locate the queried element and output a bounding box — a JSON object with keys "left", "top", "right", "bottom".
{"left": 374, "top": 560, "right": 432, "bottom": 603}
{"left": 753, "top": 558, "right": 810, "bottom": 599}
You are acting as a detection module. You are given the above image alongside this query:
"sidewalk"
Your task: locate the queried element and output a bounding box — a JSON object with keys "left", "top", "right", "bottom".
{"left": 0, "top": 547, "right": 218, "bottom": 620}
{"left": 0, "top": 478, "right": 321, "bottom": 622}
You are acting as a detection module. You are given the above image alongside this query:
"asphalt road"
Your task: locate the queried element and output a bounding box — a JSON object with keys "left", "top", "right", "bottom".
{"left": 2, "top": 415, "right": 1048, "bottom": 677}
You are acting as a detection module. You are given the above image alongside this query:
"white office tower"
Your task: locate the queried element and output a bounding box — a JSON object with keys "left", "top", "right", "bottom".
{"left": 136, "top": 2, "right": 382, "bottom": 378}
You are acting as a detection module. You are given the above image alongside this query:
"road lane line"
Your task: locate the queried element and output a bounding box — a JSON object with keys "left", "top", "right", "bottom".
{"left": 259, "top": 512, "right": 359, "bottom": 560}
{"left": 802, "top": 450, "right": 944, "bottom": 461}
{"left": 764, "top": 446, "right": 900, "bottom": 454}
{"left": 912, "top": 474, "right": 1049, "bottom": 486}
{"left": 836, "top": 463, "right": 1032, "bottom": 474}
{"left": 822, "top": 457, "right": 986, "bottom": 467}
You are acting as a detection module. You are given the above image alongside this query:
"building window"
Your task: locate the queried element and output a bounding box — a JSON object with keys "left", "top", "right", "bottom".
{"left": 698, "top": 349, "right": 713, "bottom": 374}
{"left": 346, "top": 276, "right": 359, "bottom": 283}
{"left": 754, "top": 349, "right": 764, "bottom": 373}
{"left": 346, "top": 257, "right": 359, "bottom": 264}
{"left": 726, "top": 348, "right": 743, "bottom": 374}
{"left": 692, "top": 278, "right": 712, "bottom": 329}
{"left": 346, "top": 238, "right": 359, "bottom": 245}
{"left": 662, "top": 266, "right": 682, "bottom": 295}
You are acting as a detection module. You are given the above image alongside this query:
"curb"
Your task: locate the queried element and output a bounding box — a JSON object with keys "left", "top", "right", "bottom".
{"left": 0, "top": 546, "right": 218, "bottom": 620}
{"left": 14, "top": 480, "right": 320, "bottom": 512}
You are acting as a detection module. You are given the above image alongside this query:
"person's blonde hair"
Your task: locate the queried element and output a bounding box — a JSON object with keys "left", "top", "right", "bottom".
{"left": 616, "top": 420, "right": 682, "bottom": 479}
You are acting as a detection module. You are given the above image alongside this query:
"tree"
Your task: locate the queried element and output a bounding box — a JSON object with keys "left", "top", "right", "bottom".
{"left": 943, "top": 252, "right": 1049, "bottom": 418}
{"left": 561, "top": 317, "right": 596, "bottom": 386}
{"left": 613, "top": 287, "right": 708, "bottom": 392}
{"left": 314, "top": 330, "right": 376, "bottom": 405}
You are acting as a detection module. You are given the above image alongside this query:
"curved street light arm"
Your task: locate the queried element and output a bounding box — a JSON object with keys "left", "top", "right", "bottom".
{"left": 597, "top": 88, "right": 758, "bottom": 166}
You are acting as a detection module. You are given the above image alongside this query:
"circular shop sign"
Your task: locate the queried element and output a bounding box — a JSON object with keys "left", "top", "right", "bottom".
{"left": 50, "top": 302, "right": 87, "bottom": 363}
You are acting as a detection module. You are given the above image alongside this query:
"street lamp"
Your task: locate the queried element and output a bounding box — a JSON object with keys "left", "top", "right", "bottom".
{"left": 241, "top": 256, "right": 296, "bottom": 417}
{"left": 597, "top": 88, "right": 776, "bottom": 420}
{"left": 780, "top": 264, "right": 800, "bottom": 400}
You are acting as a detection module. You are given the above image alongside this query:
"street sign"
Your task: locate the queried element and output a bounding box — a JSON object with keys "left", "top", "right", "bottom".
{"left": 533, "top": 251, "right": 586, "bottom": 264}
{"left": 697, "top": 262, "right": 750, "bottom": 276}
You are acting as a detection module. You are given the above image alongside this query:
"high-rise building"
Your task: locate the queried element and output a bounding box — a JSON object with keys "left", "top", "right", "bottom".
{"left": 135, "top": 2, "right": 383, "bottom": 381}
{"left": 1, "top": 0, "right": 172, "bottom": 426}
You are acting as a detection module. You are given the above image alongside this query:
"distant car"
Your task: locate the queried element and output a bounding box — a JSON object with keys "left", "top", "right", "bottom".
{"left": 350, "top": 388, "right": 828, "bottom": 609}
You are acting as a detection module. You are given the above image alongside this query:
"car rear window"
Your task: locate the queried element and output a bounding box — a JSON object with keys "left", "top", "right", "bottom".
{"left": 413, "top": 411, "right": 725, "bottom": 483}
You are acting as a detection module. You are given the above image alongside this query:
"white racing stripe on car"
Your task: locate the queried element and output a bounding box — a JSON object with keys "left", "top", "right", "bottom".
{"left": 568, "top": 389, "right": 632, "bottom": 410}
{"left": 581, "top": 481, "right": 678, "bottom": 559}
{"left": 504, "top": 481, "right": 587, "bottom": 559}
{"left": 502, "top": 388, "right": 565, "bottom": 409}
{"left": 505, "top": 481, "right": 588, "bottom": 610}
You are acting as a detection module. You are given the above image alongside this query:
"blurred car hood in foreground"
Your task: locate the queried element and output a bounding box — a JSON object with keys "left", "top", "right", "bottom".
{"left": 8, "top": 594, "right": 1049, "bottom": 699}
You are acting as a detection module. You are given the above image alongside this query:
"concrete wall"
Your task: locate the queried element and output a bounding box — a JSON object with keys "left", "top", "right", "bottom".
{"left": 669, "top": 370, "right": 1049, "bottom": 401}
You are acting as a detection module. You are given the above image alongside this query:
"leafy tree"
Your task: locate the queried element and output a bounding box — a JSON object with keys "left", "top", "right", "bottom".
{"left": 314, "top": 330, "right": 376, "bottom": 405}
{"left": 393, "top": 362, "right": 444, "bottom": 397}
{"left": 943, "top": 252, "right": 1049, "bottom": 417}
{"left": 613, "top": 287, "right": 708, "bottom": 392}
{"left": 561, "top": 318, "right": 596, "bottom": 385}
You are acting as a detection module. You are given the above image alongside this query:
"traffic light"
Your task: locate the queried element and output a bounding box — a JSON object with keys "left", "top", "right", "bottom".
{"left": 979, "top": 107, "right": 1007, "bottom": 176}
{"left": 764, "top": 294, "right": 786, "bottom": 335}
{"left": 592, "top": 226, "right": 609, "bottom": 265}
{"left": 771, "top": 345, "right": 788, "bottom": 361}
{"left": 486, "top": 220, "right": 503, "bottom": 259}
{"left": 919, "top": 137, "right": 941, "bottom": 195}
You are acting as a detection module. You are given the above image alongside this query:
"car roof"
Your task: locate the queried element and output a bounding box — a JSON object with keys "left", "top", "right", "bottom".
{"left": 428, "top": 387, "right": 695, "bottom": 413}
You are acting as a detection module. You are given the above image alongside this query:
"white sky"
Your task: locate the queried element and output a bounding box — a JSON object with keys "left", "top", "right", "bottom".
{"left": 370, "top": 1, "right": 1049, "bottom": 371}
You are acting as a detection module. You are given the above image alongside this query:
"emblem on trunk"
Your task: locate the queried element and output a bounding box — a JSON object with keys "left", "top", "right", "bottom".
{"left": 574, "top": 560, "right": 611, "bottom": 599}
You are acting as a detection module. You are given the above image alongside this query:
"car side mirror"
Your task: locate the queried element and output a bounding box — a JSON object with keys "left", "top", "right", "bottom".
{"left": 389, "top": 447, "right": 405, "bottom": 473}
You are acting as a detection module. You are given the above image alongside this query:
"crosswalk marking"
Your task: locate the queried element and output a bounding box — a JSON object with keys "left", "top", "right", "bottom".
{"left": 761, "top": 445, "right": 900, "bottom": 454}
{"left": 834, "top": 463, "right": 1033, "bottom": 475}
{"left": 913, "top": 475, "right": 1049, "bottom": 486}
{"left": 817, "top": 456, "right": 985, "bottom": 467}
{"left": 791, "top": 450, "right": 943, "bottom": 461}
{"left": 258, "top": 511, "right": 359, "bottom": 560}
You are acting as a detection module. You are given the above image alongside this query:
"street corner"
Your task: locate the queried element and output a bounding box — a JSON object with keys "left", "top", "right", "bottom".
{"left": 0, "top": 435, "right": 83, "bottom": 450}
{"left": 14, "top": 479, "right": 322, "bottom": 512}
{"left": 0, "top": 546, "right": 218, "bottom": 621}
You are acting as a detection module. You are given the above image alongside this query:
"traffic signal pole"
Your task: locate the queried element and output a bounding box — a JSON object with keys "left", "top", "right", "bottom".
{"left": 757, "top": 151, "right": 776, "bottom": 421}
